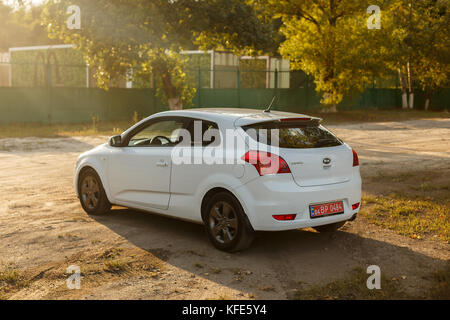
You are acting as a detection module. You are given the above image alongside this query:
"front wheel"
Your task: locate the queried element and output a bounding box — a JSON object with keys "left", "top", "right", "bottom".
{"left": 204, "top": 192, "right": 254, "bottom": 252}
{"left": 313, "top": 221, "right": 346, "bottom": 233}
{"left": 78, "top": 168, "right": 111, "bottom": 215}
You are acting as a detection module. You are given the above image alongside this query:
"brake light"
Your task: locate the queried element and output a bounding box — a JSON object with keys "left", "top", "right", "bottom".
{"left": 352, "top": 203, "right": 360, "bottom": 210}
{"left": 242, "top": 151, "right": 291, "bottom": 176}
{"left": 352, "top": 149, "right": 359, "bottom": 167}
{"left": 273, "top": 214, "right": 297, "bottom": 221}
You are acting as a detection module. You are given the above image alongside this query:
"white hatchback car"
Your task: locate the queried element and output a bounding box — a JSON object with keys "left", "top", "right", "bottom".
{"left": 75, "top": 108, "right": 361, "bottom": 252}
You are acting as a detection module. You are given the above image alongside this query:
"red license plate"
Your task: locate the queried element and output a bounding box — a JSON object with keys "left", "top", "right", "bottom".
{"left": 310, "top": 201, "right": 344, "bottom": 219}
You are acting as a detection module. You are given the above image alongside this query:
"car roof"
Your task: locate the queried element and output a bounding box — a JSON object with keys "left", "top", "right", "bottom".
{"left": 153, "top": 108, "right": 320, "bottom": 127}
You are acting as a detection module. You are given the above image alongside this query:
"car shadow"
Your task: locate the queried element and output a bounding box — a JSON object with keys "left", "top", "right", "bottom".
{"left": 91, "top": 207, "right": 448, "bottom": 299}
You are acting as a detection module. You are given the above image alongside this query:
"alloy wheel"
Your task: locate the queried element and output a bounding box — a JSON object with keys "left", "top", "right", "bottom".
{"left": 209, "top": 201, "right": 238, "bottom": 244}
{"left": 81, "top": 175, "right": 100, "bottom": 210}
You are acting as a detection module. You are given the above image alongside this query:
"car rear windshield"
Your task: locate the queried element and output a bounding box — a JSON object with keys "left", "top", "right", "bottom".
{"left": 242, "top": 120, "right": 343, "bottom": 149}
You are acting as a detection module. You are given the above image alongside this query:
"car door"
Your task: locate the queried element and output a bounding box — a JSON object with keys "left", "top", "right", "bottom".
{"left": 108, "top": 117, "right": 187, "bottom": 210}
{"left": 169, "top": 118, "right": 222, "bottom": 220}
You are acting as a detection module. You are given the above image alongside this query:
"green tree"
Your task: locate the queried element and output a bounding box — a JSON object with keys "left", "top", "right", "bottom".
{"left": 178, "top": 0, "right": 282, "bottom": 56}
{"left": 42, "top": 0, "right": 200, "bottom": 109}
{"left": 382, "top": 0, "right": 449, "bottom": 109}
{"left": 254, "top": 0, "right": 388, "bottom": 111}
{"left": 409, "top": 0, "right": 449, "bottom": 109}
{"left": 41, "top": 0, "right": 279, "bottom": 109}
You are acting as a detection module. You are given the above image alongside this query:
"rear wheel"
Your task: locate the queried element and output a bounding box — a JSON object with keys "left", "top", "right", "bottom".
{"left": 313, "top": 221, "right": 346, "bottom": 233}
{"left": 78, "top": 168, "right": 111, "bottom": 215}
{"left": 204, "top": 192, "right": 254, "bottom": 252}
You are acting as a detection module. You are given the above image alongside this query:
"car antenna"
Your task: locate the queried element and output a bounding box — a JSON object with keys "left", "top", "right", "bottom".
{"left": 264, "top": 96, "right": 276, "bottom": 113}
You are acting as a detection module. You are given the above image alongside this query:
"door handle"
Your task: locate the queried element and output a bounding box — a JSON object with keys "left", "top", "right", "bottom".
{"left": 156, "top": 160, "right": 169, "bottom": 167}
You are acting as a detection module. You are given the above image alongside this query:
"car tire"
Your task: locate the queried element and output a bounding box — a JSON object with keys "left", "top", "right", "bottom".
{"left": 78, "top": 167, "right": 111, "bottom": 215}
{"left": 204, "top": 192, "right": 254, "bottom": 252}
{"left": 313, "top": 221, "right": 346, "bottom": 233}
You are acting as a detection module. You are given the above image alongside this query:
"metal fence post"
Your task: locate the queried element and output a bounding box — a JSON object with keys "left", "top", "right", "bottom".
{"left": 274, "top": 68, "right": 278, "bottom": 110}
{"left": 46, "top": 63, "right": 53, "bottom": 124}
{"left": 152, "top": 72, "right": 157, "bottom": 112}
{"left": 237, "top": 68, "right": 241, "bottom": 108}
{"left": 197, "top": 67, "right": 201, "bottom": 108}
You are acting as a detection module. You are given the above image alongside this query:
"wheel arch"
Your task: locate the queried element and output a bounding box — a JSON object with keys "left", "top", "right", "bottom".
{"left": 75, "top": 161, "right": 111, "bottom": 203}
{"left": 200, "top": 187, "right": 254, "bottom": 229}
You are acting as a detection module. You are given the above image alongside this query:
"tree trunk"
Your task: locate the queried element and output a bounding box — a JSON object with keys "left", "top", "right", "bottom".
{"left": 159, "top": 63, "right": 183, "bottom": 110}
{"left": 407, "top": 62, "right": 414, "bottom": 109}
{"left": 321, "top": 101, "right": 337, "bottom": 113}
{"left": 168, "top": 97, "right": 183, "bottom": 110}
{"left": 424, "top": 98, "right": 430, "bottom": 111}
{"left": 153, "top": 53, "right": 183, "bottom": 110}
{"left": 424, "top": 90, "right": 432, "bottom": 111}
{"left": 409, "top": 93, "right": 414, "bottom": 110}
{"left": 398, "top": 68, "right": 408, "bottom": 109}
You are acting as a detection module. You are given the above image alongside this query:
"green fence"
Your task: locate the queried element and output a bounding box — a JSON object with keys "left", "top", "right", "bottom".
{"left": 0, "top": 62, "right": 449, "bottom": 124}
{"left": 0, "top": 86, "right": 449, "bottom": 124}
{"left": 0, "top": 87, "right": 165, "bottom": 124}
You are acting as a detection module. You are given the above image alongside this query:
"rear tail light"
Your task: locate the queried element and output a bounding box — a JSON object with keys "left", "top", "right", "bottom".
{"left": 352, "top": 149, "right": 359, "bottom": 167}
{"left": 273, "top": 214, "right": 297, "bottom": 221}
{"left": 242, "top": 151, "right": 291, "bottom": 176}
{"left": 352, "top": 203, "right": 360, "bottom": 210}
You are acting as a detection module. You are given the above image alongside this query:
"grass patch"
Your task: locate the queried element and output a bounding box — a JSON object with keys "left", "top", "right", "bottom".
{"left": 0, "top": 120, "right": 132, "bottom": 138}
{"left": 0, "top": 265, "right": 28, "bottom": 298}
{"left": 101, "top": 248, "right": 129, "bottom": 273}
{"left": 292, "top": 267, "right": 408, "bottom": 300}
{"left": 211, "top": 268, "right": 222, "bottom": 274}
{"left": 104, "top": 259, "right": 129, "bottom": 274}
{"left": 361, "top": 194, "right": 450, "bottom": 243}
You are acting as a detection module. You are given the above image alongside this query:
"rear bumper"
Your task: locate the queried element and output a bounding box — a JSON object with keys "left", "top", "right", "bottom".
{"left": 235, "top": 172, "right": 362, "bottom": 231}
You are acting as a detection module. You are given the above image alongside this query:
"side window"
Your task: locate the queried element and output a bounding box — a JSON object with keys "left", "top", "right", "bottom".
{"left": 128, "top": 119, "right": 186, "bottom": 147}
{"left": 185, "top": 120, "right": 220, "bottom": 147}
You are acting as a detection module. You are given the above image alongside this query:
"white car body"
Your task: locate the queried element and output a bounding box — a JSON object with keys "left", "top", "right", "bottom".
{"left": 74, "top": 108, "right": 361, "bottom": 232}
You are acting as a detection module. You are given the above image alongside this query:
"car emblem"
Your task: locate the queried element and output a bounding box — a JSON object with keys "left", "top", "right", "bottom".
{"left": 323, "top": 158, "right": 331, "bottom": 166}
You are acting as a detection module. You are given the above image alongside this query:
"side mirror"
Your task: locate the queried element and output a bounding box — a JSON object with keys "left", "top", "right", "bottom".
{"left": 109, "top": 135, "right": 122, "bottom": 147}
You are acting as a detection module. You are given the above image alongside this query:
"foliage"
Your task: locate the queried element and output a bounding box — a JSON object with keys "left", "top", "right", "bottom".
{"left": 410, "top": 1, "right": 450, "bottom": 93}
{"left": 40, "top": 0, "right": 281, "bottom": 108}
{"left": 177, "top": 0, "right": 283, "bottom": 56}
{"left": 42, "top": 0, "right": 198, "bottom": 108}
{"left": 375, "top": 0, "right": 450, "bottom": 105}
{"left": 254, "top": 0, "right": 390, "bottom": 108}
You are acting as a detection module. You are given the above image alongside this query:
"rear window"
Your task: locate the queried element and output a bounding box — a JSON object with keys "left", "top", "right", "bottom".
{"left": 242, "top": 121, "right": 342, "bottom": 149}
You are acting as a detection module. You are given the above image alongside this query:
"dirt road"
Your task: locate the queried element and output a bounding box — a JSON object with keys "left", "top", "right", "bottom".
{"left": 0, "top": 119, "right": 449, "bottom": 299}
